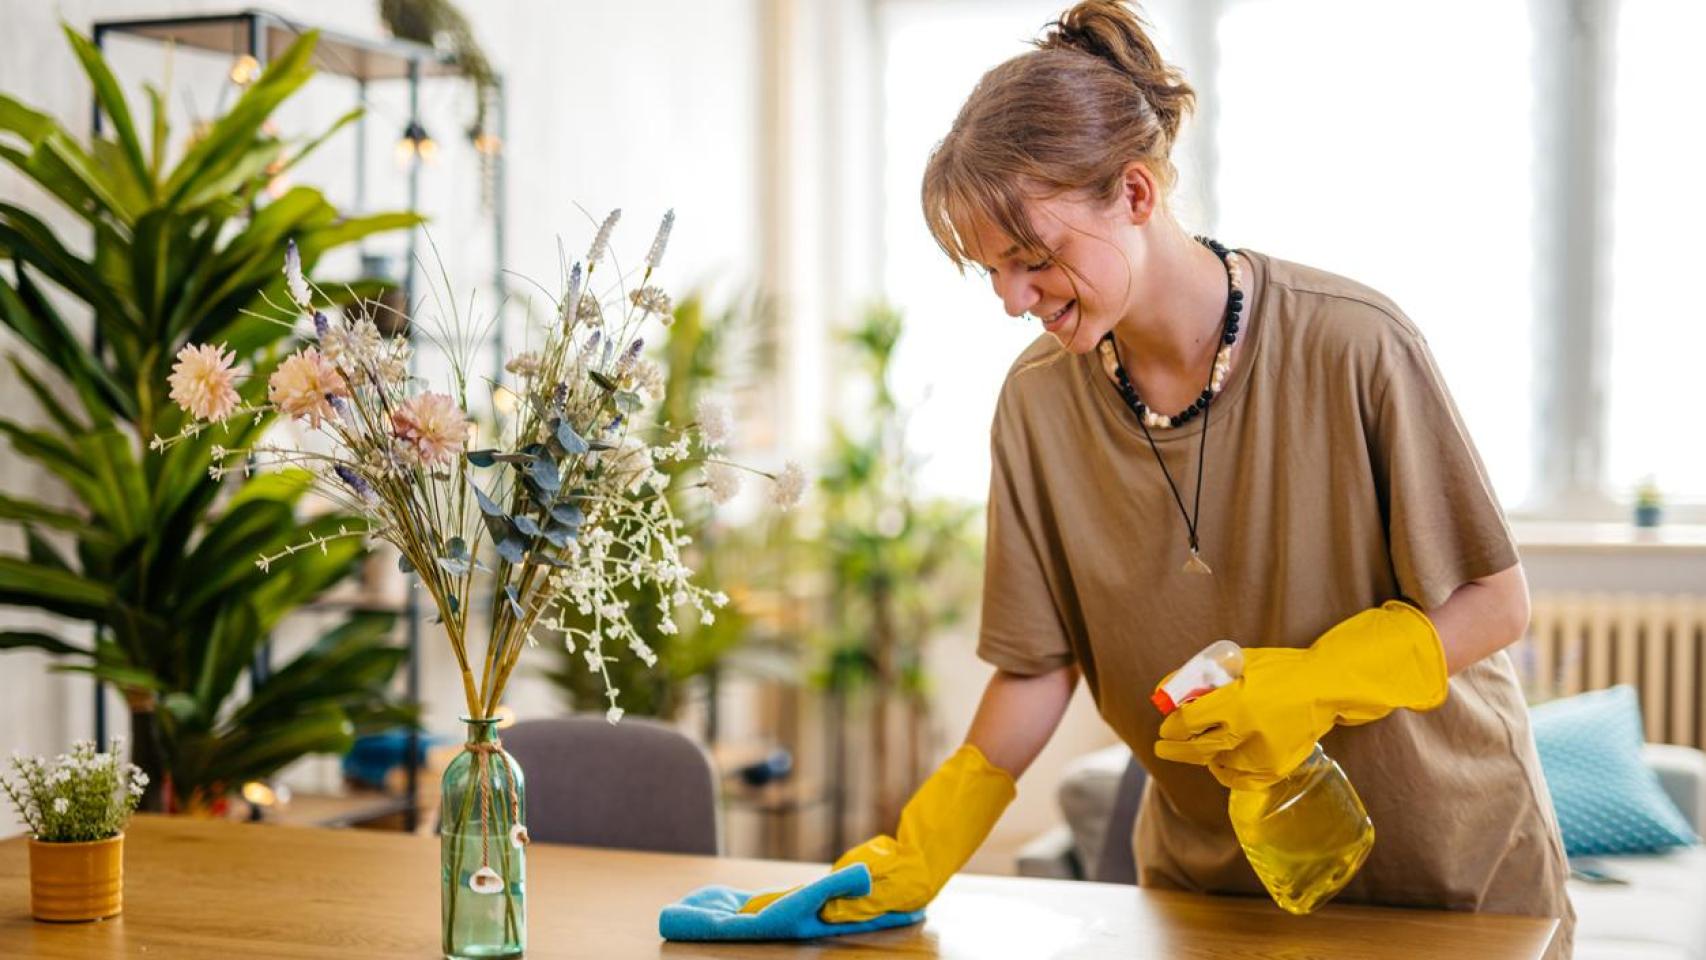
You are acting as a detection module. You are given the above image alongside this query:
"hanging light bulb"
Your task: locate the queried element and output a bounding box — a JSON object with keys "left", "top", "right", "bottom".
{"left": 395, "top": 121, "right": 438, "bottom": 169}
{"left": 472, "top": 129, "right": 502, "bottom": 156}
{"left": 229, "top": 54, "right": 260, "bottom": 85}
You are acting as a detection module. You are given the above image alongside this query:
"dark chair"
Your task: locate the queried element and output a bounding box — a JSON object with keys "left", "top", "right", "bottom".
{"left": 498, "top": 715, "right": 721, "bottom": 855}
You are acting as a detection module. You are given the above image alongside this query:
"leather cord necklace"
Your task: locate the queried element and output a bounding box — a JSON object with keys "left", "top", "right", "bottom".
{"left": 1097, "top": 237, "right": 1242, "bottom": 575}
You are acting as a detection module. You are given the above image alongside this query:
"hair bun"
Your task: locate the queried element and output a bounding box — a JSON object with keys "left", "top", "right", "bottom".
{"left": 1038, "top": 1, "right": 1194, "bottom": 142}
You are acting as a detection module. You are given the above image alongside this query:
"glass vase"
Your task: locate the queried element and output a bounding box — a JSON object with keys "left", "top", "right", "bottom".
{"left": 441, "top": 717, "right": 527, "bottom": 959}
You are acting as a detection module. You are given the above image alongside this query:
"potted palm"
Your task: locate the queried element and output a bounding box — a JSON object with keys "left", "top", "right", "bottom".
{"left": 2, "top": 740, "right": 147, "bottom": 922}
{"left": 0, "top": 26, "right": 421, "bottom": 811}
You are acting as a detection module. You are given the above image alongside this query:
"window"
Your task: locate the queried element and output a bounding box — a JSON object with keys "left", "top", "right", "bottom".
{"left": 1607, "top": 0, "right": 1706, "bottom": 506}
{"left": 1214, "top": 0, "right": 1534, "bottom": 508}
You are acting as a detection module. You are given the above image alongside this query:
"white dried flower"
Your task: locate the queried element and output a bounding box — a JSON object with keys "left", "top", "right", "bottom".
{"left": 695, "top": 397, "right": 732, "bottom": 449}
{"left": 704, "top": 463, "right": 741, "bottom": 505}
{"left": 772, "top": 460, "right": 807, "bottom": 511}
{"left": 469, "top": 866, "right": 505, "bottom": 895}
{"left": 633, "top": 359, "right": 666, "bottom": 399}
{"left": 606, "top": 705, "right": 625, "bottom": 724}
{"left": 505, "top": 352, "right": 543, "bottom": 378}
{"left": 588, "top": 209, "right": 620, "bottom": 266}
{"left": 284, "top": 239, "right": 311, "bottom": 309}
{"left": 629, "top": 285, "right": 672, "bottom": 319}
{"left": 52, "top": 797, "right": 69, "bottom": 815}
{"left": 645, "top": 209, "right": 675, "bottom": 271}
{"left": 577, "top": 293, "right": 603, "bottom": 326}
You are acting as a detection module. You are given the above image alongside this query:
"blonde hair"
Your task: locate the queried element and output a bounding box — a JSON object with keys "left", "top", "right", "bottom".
{"left": 921, "top": 0, "right": 1196, "bottom": 272}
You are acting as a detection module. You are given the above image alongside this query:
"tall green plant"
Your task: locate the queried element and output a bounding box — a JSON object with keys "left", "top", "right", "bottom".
{"left": 814, "top": 303, "right": 980, "bottom": 838}
{"left": 0, "top": 27, "right": 422, "bottom": 811}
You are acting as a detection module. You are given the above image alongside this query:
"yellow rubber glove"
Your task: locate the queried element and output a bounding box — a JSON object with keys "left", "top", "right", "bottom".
{"left": 738, "top": 743, "right": 1015, "bottom": 922}
{"left": 1155, "top": 600, "right": 1449, "bottom": 790}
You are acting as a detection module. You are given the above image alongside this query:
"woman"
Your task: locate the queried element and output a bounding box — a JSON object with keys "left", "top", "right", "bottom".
{"left": 748, "top": 1, "right": 1572, "bottom": 953}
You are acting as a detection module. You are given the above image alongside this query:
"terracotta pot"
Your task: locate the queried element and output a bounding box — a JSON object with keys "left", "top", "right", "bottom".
{"left": 28, "top": 833, "right": 123, "bottom": 922}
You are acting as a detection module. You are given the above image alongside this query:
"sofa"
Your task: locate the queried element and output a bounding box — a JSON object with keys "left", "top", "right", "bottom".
{"left": 1017, "top": 742, "right": 1706, "bottom": 959}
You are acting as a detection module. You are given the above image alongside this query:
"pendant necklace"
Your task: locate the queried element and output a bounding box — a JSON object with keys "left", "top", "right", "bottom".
{"left": 1096, "top": 236, "right": 1243, "bottom": 575}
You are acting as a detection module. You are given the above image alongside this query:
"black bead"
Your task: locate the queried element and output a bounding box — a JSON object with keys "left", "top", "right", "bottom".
{"left": 1230, "top": 290, "right": 1244, "bottom": 302}
{"left": 1223, "top": 334, "right": 1236, "bottom": 344}
{"left": 1196, "top": 397, "right": 1208, "bottom": 410}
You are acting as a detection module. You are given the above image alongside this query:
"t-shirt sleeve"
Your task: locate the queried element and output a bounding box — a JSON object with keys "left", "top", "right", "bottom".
{"left": 977, "top": 398, "right": 1077, "bottom": 675}
{"left": 1369, "top": 326, "right": 1520, "bottom": 611}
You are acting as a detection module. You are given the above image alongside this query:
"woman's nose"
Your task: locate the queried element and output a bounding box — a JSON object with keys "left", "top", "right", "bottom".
{"left": 995, "top": 273, "right": 1040, "bottom": 319}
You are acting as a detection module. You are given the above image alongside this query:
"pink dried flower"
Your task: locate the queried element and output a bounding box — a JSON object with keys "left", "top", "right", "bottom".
{"left": 268, "top": 348, "right": 348, "bottom": 427}
{"left": 391, "top": 392, "right": 467, "bottom": 469}
{"left": 168, "top": 343, "right": 241, "bottom": 422}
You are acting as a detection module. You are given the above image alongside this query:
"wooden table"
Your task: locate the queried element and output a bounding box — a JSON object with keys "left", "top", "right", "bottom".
{"left": 0, "top": 816, "right": 1557, "bottom": 959}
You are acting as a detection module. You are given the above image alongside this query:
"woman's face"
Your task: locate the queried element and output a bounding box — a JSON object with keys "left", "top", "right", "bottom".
{"left": 967, "top": 187, "right": 1145, "bottom": 355}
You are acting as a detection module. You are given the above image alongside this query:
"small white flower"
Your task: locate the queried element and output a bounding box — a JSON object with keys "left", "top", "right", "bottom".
{"left": 629, "top": 285, "right": 673, "bottom": 319}
{"left": 704, "top": 463, "right": 741, "bottom": 505}
{"left": 771, "top": 460, "right": 807, "bottom": 511}
{"left": 505, "top": 352, "right": 542, "bottom": 378}
{"left": 695, "top": 397, "right": 732, "bottom": 449}
{"left": 588, "top": 209, "right": 620, "bottom": 266}
{"left": 606, "top": 705, "right": 625, "bottom": 725}
{"left": 469, "top": 866, "right": 505, "bottom": 895}
{"left": 509, "top": 824, "right": 530, "bottom": 848}
{"left": 52, "top": 797, "right": 69, "bottom": 814}
{"left": 645, "top": 209, "right": 675, "bottom": 271}
{"left": 284, "top": 240, "right": 311, "bottom": 309}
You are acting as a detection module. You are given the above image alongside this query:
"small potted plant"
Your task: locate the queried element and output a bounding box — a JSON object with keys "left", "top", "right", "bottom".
{"left": 2, "top": 740, "right": 147, "bottom": 922}
{"left": 1635, "top": 476, "right": 1664, "bottom": 528}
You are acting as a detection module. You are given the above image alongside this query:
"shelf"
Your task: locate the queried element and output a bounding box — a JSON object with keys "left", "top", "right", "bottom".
{"left": 93, "top": 10, "right": 461, "bottom": 82}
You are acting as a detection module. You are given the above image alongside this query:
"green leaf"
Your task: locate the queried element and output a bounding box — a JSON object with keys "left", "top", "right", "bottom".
{"left": 161, "top": 31, "right": 319, "bottom": 207}
{"left": 0, "top": 491, "right": 102, "bottom": 539}
{"left": 555, "top": 419, "right": 589, "bottom": 455}
{"left": 277, "top": 106, "right": 361, "bottom": 177}
{"left": 0, "top": 630, "right": 91, "bottom": 658}
{"left": 62, "top": 24, "right": 150, "bottom": 194}
{"left": 495, "top": 536, "right": 527, "bottom": 564}
{"left": 0, "top": 557, "right": 115, "bottom": 620}
{"left": 465, "top": 449, "right": 497, "bottom": 467}
{"left": 0, "top": 93, "right": 56, "bottom": 145}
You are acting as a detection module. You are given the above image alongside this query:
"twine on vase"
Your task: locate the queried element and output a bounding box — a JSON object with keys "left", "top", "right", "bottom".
{"left": 466, "top": 739, "right": 526, "bottom": 871}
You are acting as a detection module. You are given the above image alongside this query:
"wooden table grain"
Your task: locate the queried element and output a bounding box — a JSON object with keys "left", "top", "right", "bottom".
{"left": 0, "top": 815, "right": 1557, "bottom": 959}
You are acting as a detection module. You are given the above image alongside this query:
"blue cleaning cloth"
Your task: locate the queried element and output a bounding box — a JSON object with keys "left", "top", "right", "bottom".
{"left": 658, "top": 862, "right": 926, "bottom": 941}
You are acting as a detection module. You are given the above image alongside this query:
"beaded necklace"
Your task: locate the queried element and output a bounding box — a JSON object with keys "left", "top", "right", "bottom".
{"left": 1096, "top": 237, "right": 1242, "bottom": 575}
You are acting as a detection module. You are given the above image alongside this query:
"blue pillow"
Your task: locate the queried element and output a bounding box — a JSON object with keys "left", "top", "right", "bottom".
{"left": 1529, "top": 685, "right": 1699, "bottom": 856}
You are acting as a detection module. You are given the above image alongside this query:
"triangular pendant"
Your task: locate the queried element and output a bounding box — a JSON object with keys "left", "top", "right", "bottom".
{"left": 1182, "top": 549, "right": 1213, "bottom": 575}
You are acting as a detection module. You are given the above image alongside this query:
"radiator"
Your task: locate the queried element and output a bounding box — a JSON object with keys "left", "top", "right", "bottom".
{"left": 1515, "top": 592, "right": 1706, "bottom": 748}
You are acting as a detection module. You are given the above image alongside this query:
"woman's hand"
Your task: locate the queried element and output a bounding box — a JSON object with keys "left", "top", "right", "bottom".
{"left": 1154, "top": 600, "right": 1450, "bottom": 789}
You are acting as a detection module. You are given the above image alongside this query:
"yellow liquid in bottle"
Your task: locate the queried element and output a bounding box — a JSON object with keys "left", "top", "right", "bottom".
{"left": 1226, "top": 745, "right": 1375, "bottom": 915}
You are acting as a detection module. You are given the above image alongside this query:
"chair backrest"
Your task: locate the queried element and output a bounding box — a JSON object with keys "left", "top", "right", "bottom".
{"left": 1093, "top": 754, "right": 1147, "bottom": 884}
{"left": 497, "top": 716, "right": 721, "bottom": 855}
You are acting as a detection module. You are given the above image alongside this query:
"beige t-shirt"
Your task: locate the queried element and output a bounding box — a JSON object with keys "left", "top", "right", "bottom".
{"left": 979, "top": 250, "right": 1573, "bottom": 955}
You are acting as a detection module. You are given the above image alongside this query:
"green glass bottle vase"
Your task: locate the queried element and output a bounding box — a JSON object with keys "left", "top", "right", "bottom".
{"left": 441, "top": 717, "right": 527, "bottom": 959}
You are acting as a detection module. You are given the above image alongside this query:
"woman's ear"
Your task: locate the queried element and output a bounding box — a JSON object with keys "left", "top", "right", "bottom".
{"left": 1120, "top": 162, "right": 1159, "bottom": 226}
